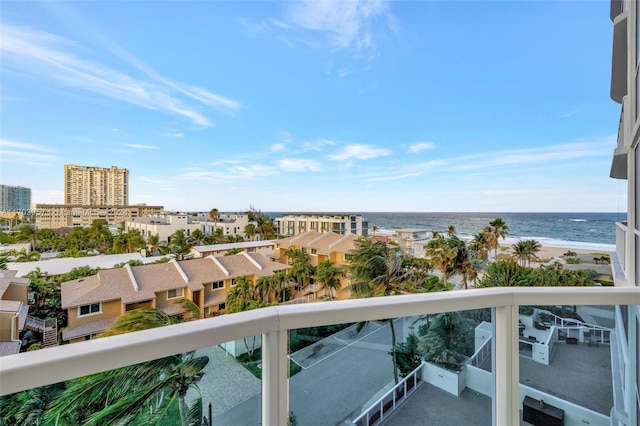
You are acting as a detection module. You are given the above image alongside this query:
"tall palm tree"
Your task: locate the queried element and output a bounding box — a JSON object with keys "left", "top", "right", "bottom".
{"left": 485, "top": 218, "right": 509, "bottom": 259}
{"left": 426, "top": 238, "right": 457, "bottom": 287}
{"left": 468, "top": 231, "right": 490, "bottom": 261}
{"left": 271, "top": 270, "right": 290, "bottom": 303}
{"left": 315, "top": 260, "right": 341, "bottom": 300}
{"left": 208, "top": 208, "right": 219, "bottom": 223}
{"left": 344, "top": 239, "right": 410, "bottom": 384}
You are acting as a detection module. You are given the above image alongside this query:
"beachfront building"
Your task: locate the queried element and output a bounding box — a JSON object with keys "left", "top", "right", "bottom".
{"left": 199, "top": 213, "right": 256, "bottom": 239}
{"left": 275, "top": 214, "right": 369, "bottom": 237}
{"left": 189, "top": 240, "right": 275, "bottom": 258}
{"left": 34, "top": 203, "right": 164, "bottom": 229}
{"left": 0, "top": 270, "right": 29, "bottom": 357}
{"left": 275, "top": 230, "right": 360, "bottom": 301}
{"left": 64, "top": 164, "right": 129, "bottom": 206}
{"left": 388, "top": 228, "right": 429, "bottom": 255}
{"left": 60, "top": 252, "right": 290, "bottom": 342}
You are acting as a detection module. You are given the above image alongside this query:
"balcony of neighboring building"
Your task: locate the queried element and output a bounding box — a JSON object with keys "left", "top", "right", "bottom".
{"left": 610, "top": 1, "right": 628, "bottom": 103}
{"left": 611, "top": 97, "right": 630, "bottom": 179}
{"left": 2, "top": 288, "right": 639, "bottom": 426}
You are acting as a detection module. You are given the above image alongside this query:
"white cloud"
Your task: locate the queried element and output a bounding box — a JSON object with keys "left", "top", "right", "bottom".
{"left": 123, "top": 143, "right": 157, "bottom": 150}
{"left": 0, "top": 24, "right": 241, "bottom": 127}
{"left": 279, "top": 158, "right": 321, "bottom": 172}
{"left": 161, "top": 132, "right": 184, "bottom": 138}
{"left": 301, "top": 137, "right": 336, "bottom": 152}
{"left": 408, "top": 141, "right": 435, "bottom": 153}
{"left": 329, "top": 144, "right": 391, "bottom": 161}
{"left": 282, "top": 0, "right": 393, "bottom": 51}
{"left": 271, "top": 143, "right": 286, "bottom": 152}
{"left": 0, "top": 138, "right": 59, "bottom": 164}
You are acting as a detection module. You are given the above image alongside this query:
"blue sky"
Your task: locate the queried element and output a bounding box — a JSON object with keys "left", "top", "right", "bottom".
{"left": 0, "top": 1, "right": 626, "bottom": 213}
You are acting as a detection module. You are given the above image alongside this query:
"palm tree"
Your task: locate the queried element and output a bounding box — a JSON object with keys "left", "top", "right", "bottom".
{"left": 271, "top": 270, "right": 290, "bottom": 303}
{"left": 425, "top": 238, "right": 457, "bottom": 287}
{"left": 372, "top": 226, "right": 379, "bottom": 237}
{"left": 99, "top": 308, "right": 180, "bottom": 337}
{"left": 511, "top": 240, "right": 529, "bottom": 266}
{"left": 344, "top": 239, "right": 410, "bottom": 384}
{"left": 169, "top": 229, "right": 191, "bottom": 260}
{"left": 15, "top": 224, "right": 38, "bottom": 250}
{"left": 0, "top": 383, "right": 64, "bottom": 426}
{"left": 208, "top": 208, "right": 219, "bottom": 223}
{"left": 256, "top": 276, "right": 274, "bottom": 302}
{"left": 189, "top": 229, "right": 204, "bottom": 246}
{"left": 485, "top": 218, "right": 509, "bottom": 259}
{"left": 45, "top": 352, "right": 208, "bottom": 426}
{"left": 147, "top": 233, "right": 161, "bottom": 255}
{"left": 244, "top": 223, "right": 257, "bottom": 241}
{"left": 315, "top": 260, "right": 341, "bottom": 300}
{"left": 446, "top": 225, "right": 456, "bottom": 237}
{"left": 476, "top": 260, "right": 531, "bottom": 287}
{"left": 468, "top": 232, "right": 490, "bottom": 261}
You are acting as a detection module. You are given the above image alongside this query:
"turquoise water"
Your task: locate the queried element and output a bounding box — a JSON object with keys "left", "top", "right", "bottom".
{"left": 271, "top": 212, "right": 626, "bottom": 250}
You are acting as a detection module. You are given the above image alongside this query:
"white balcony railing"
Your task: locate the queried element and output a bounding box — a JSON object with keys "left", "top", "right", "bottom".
{"left": 1, "top": 287, "right": 639, "bottom": 425}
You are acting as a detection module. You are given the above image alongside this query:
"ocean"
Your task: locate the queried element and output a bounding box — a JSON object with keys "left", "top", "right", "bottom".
{"left": 270, "top": 212, "right": 627, "bottom": 251}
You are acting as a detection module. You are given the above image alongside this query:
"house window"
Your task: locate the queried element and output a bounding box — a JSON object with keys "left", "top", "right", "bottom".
{"left": 218, "top": 302, "right": 226, "bottom": 311}
{"left": 211, "top": 281, "right": 224, "bottom": 290}
{"left": 301, "top": 247, "right": 307, "bottom": 254}
{"left": 345, "top": 254, "right": 354, "bottom": 261}
{"left": 231, "top": 279, "right": 237, "bottom": 286}
{"left": 311, "top": 248, "right": 317, "bottom": 255}
{"left": 167, "top": 288, "right": 184, "bottom": 299}
{"left": 78, "top": 303, "right": 101, "bottom": 317}
{"left": 204, "top": 306, "right": 210, "bottom": 315}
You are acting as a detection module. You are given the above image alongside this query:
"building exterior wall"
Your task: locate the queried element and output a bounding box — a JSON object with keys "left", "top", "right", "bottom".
{"left": 2, "top": 284, "right": 28, "bottom": 305}
{"left": 64, "top": 165, "right": 129, "bottom": 206}
{"left": 126, "top": 214, "right": 202, "bottom": 242}
{"left": 66, "top": 299, "right": 122, "bottom": 330}
{"left": 34, "top": 204, "right": 163, "bottom": 229}
{"left": 0, "top": 312, "right": 15, "bottom": 341}
{"left": 0, "top": 185, "right": 31, "bottom": 212}
{"left": 276, "top": 214, "right": 369, "bottom": 237}
{"left": 609, "top": 2, "right": 639, "bottom": 424}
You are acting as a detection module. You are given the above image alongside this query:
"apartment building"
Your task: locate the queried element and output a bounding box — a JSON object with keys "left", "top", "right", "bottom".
{"left": 64, "top": 164, "right": 129, "bottom": 206}
{"left": 125, "top": 214, "right": 203, "bottom": 242}
{"left": 189, "top": 240, "right": 276, "bottom": 258}
{"left": 0, "top": 185, "right": 31, "bottom": 212}
{"left": 276, "top": 214, "right": 369, "bottom": 236}
{"left": 60, "top": 252, "right": 290, "bottom": 342}
{"left": 274, "top": 230, "right": 360, "bottom": 300}
{"left": 0, "top": 270, "right": 29, "bottom": 357}
{"left": 34, "top": 204, "right": 163, "bottom": 229}
{"left": 609, "top": 0, "right": 640, "bottom": 424}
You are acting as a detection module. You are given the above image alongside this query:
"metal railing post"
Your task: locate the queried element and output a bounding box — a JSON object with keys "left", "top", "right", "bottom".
{"left": 262, "top": 329, "right": 288, "bottom": 426}
{"left": 494, "top": 304, "right": 519, "bottom": 426}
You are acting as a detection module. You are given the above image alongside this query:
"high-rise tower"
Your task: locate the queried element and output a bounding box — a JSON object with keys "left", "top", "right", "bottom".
{"left": 63, "top": 164, "right": 129, "bottom": 206}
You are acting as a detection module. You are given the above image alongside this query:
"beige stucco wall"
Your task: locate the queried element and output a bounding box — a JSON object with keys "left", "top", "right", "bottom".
{"left": 0, "top": 312, "right": 16, "bottom": 341}
{"left": 2, "top": 283, "right": 28, "bottom": 304}
{"left": 66, "top": 299, "right": 122, "bottom": 330}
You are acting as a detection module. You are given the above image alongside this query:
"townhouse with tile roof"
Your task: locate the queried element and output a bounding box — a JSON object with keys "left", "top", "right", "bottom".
{"left": 0, "top": 270, "right": 29, "bottom": 356}
{"left": 274, "top": 230, "right": 361, "bottom": 301}
{"left": 61, "top": 252, "right": 289, "bottom": 343}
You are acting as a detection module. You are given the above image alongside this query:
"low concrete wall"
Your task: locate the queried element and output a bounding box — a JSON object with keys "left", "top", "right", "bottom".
{"left": 466, "top": 365, "right": 493, "bottom": 397}
{"left": 423, "top": 362, "right": 466, "bottom": 396}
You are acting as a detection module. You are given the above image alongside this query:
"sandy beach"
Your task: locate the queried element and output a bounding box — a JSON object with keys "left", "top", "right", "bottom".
{"left": 500, "top": 244, "right": 611, "bottom": 265}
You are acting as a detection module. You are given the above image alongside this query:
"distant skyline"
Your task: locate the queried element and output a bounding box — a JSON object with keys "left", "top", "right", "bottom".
{"left": 0, "top": 1, "right": 626, "bottom": 213}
